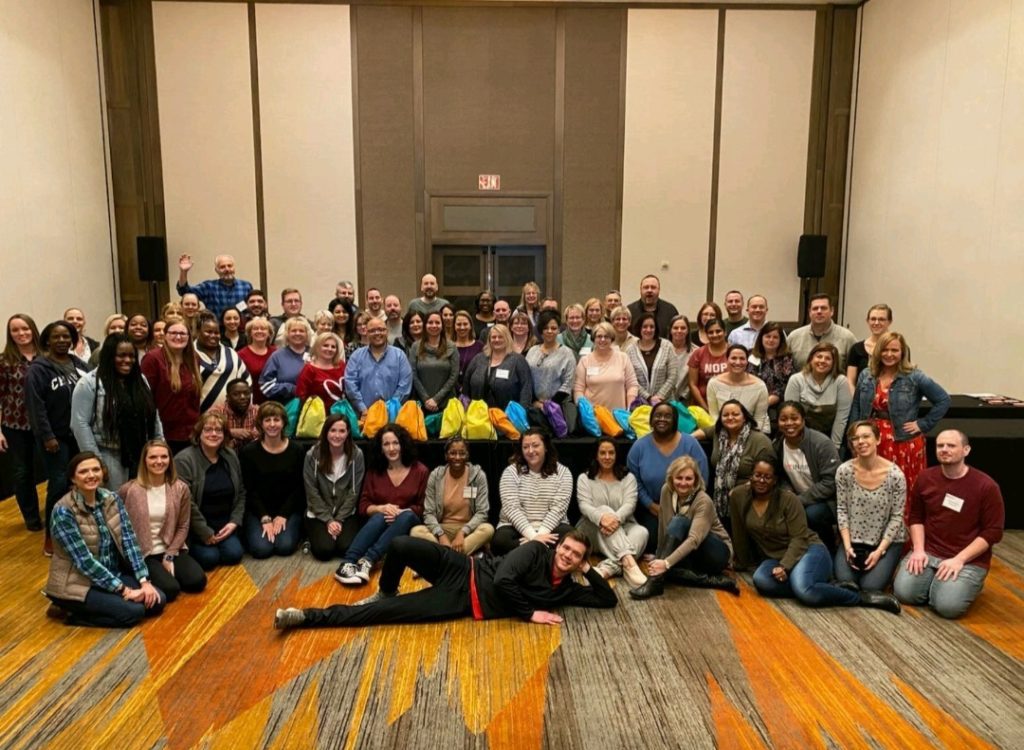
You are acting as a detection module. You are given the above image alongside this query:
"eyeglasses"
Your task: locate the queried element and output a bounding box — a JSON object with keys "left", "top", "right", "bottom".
{"left": 166, "top": 331, "right": 189, "bottom": 338}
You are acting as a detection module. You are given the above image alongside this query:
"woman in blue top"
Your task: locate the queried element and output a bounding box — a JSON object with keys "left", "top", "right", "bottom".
{"left": 849, "top": 332, "right": 949, "bottom": 494}
{"left": 626, "top": 401, "right": 709, "bottom": 554}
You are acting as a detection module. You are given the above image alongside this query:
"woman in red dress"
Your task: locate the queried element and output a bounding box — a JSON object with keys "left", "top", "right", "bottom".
{"left": 849, "top": 332, "right": 949, "bottom": 494}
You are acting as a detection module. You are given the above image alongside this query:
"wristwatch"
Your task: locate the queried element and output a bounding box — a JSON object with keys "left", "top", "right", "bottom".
{"left": 163, "top": 554, "right": 175, "bottom": 563}
{"left": 261, "top": 515, "right": 272, "bottom": 524}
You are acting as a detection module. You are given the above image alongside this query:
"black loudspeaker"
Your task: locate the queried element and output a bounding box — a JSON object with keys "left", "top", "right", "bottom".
{"left": 797, "top": 234, "right": 827, "bottom": 278}
{"left": 137, "top": 236, "right": 168, "bottom": 282}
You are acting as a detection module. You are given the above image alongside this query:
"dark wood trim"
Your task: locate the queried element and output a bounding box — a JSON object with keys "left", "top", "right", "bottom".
{"left": 613, "top": 8, "right": 627, "bottom": 290}
{"left": 706, "top": 8, "right": 725, "bottom": 301}
{"left": 93, "top": 0, "right": 120, "bottom": 304}
{"left": 99, "top": 0, "right": 168, "bottom": 315}
{"left": 413, "top": 7, "right": 427, "bottom": 278}
{"left": 350, "top": 6, "right": 366, "bottom": 299}
{"left": 248, "top": 2, "right": 268, "bottom": 293}
{"left": 551, "top": 9, "right": 566, "bottom": 300}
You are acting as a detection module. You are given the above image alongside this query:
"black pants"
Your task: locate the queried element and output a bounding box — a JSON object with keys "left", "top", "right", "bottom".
{"left": 144, "top": 552, "right": 207, "bottom": 602}
{"left": 302, "top": 537, "right": 473, "bottom": 628}
{"left": 490, "top": 522, "right": 574, "bottom": 557}
{"left": 305, "top": 516, "right": 364, "bottom": 561}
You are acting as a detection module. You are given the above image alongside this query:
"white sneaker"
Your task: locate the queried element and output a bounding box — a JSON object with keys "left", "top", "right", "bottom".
{"left": 622, "top": 563, "right": 648, "bottom": 589}
{"left": 355, "top": 558, "right": 373, "bottom": 583}
{"left": 335, "top": 562, "right": 361, "bottom": 585}
{"left": 274, "top": 607, "right": 306, "bottom": 630}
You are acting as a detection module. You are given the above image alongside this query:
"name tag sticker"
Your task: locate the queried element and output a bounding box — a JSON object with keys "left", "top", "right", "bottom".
{"left": 942, "top": 493, "right": 965, "bottom": 513}
{"left": 463, "top": 487, "right": 477, "bottom": 499}
{"left": 235, "top": 300, "right": 248, "bottom": 312}
{"left": 580, "top": 347, "right": 592, "bottom": 355}
{"left": 495, "top": 368, "right": 510, "bottom": 380}
{"left": 587, "top": 367, "right": 600, "bottom": 377}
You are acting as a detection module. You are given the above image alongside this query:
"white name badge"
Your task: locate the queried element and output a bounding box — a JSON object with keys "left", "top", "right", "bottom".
{"left": 580, "top": 347, "right": 592, "bottom": 355}
{"left": 495, "top": 368, "right": 510, "bottom": 380}
{"left": 235, "top": 300, "right": 248, "bottom": 312}
{"left": 942, "top": 493, "right": 965, "bottom": 513}
{"left": 587, "top": 367, "right": 600, "bottom": 377}
{"left": 463, "top": 487, "right": 477, "bottom": 499}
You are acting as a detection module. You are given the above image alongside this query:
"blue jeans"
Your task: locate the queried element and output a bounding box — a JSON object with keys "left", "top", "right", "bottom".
{"left": 665, "top": 515, "right": 730, "bottom": 574}
{"left": 41, "top": 435, "right": 77, "bottom": 530}
{"left": 49, "top": 575, "right": 166, "bottom": 628}
{"left": 752, "top": 543, "right": 859, "bottom": 607}
{"left": 342, "top": 511, "right": 421, "bottom": 565}
{"left": 893, "top": 552, "right": 988, "bottom": 619}
{"left": 189, "top": 517, "right": 245, "bottom": 571}
{"left": 243, "top": 512, "right": 304, "bottom": 558}
{"left": 833, "top": 544, "right": 902, "bottom": 591}
{"left": 4, "top": 427, "right": 41, "bottom": 526}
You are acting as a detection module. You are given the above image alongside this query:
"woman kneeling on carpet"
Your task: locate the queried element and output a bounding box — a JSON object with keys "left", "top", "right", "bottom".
{"left": 45, "top": 452, "right": 166, "bottom": 627}
{"left": 334, "top": 423, "right": 428, "bottom": 586}
{"left": 629, "top": 456, "right": 736, "bottom": 599}
{"left": 120, "top": 440, "right": 207, "bottom": 601}
{"left": 729, "top": 458, "right": 900, "bottom": 614}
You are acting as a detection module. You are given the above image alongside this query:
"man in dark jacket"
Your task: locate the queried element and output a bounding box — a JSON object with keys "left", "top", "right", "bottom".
{"left": 274, "top": 529, "right": 616, "bottom": 630}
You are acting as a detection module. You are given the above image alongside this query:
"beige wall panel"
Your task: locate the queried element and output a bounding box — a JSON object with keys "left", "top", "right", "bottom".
{"left": 256, "top": 4, "right": 356, "bottom": 310}
{"left": 422, "top": 7, "right": 556, "bottom": 194}
{"left": 561, "top": 9, "right": 624, "bottom": 308}
{"left": 714, "top": 10, "right": 815, "bottom": 322}
{"left": 846, "top": 0, "right": 1024, "bottom": 395}
{"left": 152, "top": 2, "right": 259, "bottom": 292}
{"left": 0, "top": 0, "right": 116, "bottom": 327}
{"left": 352, "top": 6, "right": 417, "bottom": 305}
{"left": 621, "top": 10, "right": 718, "bottom": 318}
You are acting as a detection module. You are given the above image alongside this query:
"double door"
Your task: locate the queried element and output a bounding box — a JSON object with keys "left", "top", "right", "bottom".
{"left": 433, "top": 245, "right": 545, "bottom": 312}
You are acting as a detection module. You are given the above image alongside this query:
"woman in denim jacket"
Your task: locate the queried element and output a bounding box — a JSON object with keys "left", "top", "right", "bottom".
{"left": 849, "top": 332, "right": 949, "bottom": 494}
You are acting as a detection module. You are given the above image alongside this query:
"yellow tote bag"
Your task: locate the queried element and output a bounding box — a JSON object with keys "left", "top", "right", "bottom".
{"left": 464, "top": 400, "right": 497, "bottom": 440}
{"left": 362, "top": 400, "right": 389, "bottom": 439}
{"left": 440, "top": 398, "right": 466, "bottom": 439}
{"left": 296, "top": 396, "right": 327, "bottom": 439}
{"left": 628, "top": 405, "right": 653, "bottom": 439}
{"left": 687, "top": 405, "right": 715, "bottom": 431}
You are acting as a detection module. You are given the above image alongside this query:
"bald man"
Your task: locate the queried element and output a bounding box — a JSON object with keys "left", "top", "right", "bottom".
{"left": 407, "top": 274, "right": 449, "bottom": 317}
{"left": 177, "top": 253, "right": 253, "bottom": 319}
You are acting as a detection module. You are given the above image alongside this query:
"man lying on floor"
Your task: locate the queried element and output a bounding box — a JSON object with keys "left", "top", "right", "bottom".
{"left": 274, "top": 528, "right": 617, "bottom": 630}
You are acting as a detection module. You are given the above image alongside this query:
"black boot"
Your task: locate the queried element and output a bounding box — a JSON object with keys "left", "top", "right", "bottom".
{"left": 835, "top": 580, "right": 860, "bottom": 593}
{"left": 629, "top": 575, "right": 666, "bottom": 600}
{"left": 668, "top": 567, "right": 740, "bottom": 596}
{"left": 858, "top": 590, "right": 901, "bottom": 615}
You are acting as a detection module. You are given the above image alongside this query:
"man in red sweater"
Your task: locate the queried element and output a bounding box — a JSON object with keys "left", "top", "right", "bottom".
{"left": 894, "top": 430, "right": 1004, "bottom": 619}
{"left": 273, "top": 529, "right": 616, "bottom": 630}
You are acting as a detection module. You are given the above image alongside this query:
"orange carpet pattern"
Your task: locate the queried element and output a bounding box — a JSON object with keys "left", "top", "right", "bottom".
{"left": 1, "top": 494, "right": 1021, "bottom": 749}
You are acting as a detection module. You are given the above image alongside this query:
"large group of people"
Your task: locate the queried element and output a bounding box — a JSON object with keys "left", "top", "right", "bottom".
{"left": 0, "top": 254, "right": 1004, "bottom": 630}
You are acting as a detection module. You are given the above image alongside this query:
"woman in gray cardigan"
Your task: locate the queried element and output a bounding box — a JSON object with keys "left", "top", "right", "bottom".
{"left": 304, "top": 414, "right": 366, "bottom": 560}
{"left": 774, "top": 401, "right": 841, "bottom": 552}
{"left": 173, "top": 412, "right": 246, "bottom": 570}
{"left": 410, "top": 436, "right": 493, "bottom": 554}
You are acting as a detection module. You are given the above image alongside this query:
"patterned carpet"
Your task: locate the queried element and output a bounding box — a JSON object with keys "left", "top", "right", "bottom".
{"left": 1, "top": 492, "right": 1022, "bottom": 750}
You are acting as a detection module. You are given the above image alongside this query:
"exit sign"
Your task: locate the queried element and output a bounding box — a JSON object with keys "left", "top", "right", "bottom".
{"left": 478, "top": 174, "right": 501, "bottom": 191}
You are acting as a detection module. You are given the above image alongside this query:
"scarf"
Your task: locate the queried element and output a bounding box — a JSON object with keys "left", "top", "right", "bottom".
{"left": 561, "top": 327, "right": 588, "bottom": 357}
{"left": 713, "top": 423, "right": 751, "bottom": 517}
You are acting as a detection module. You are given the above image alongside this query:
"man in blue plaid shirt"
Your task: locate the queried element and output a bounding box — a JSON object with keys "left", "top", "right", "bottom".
{"left": 176, "top": 253, "right": 254, "bottom": 319}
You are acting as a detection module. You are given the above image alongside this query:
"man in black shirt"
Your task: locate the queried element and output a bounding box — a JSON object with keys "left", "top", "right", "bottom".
{"left": 274, "top": 529, "right": 616, "bottom": 629}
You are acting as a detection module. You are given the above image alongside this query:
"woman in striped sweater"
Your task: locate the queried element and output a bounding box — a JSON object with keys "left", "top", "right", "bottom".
{"left": 493, "top": 428, "right": 574, "bottom": 556}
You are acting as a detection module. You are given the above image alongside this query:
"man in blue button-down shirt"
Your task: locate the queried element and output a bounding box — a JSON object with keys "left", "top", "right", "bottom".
{"left": 176, "top": 253, "right": 254, "bottom": 319}
{"left": 344, "top": 317, "right": 413, "bottom": 415}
